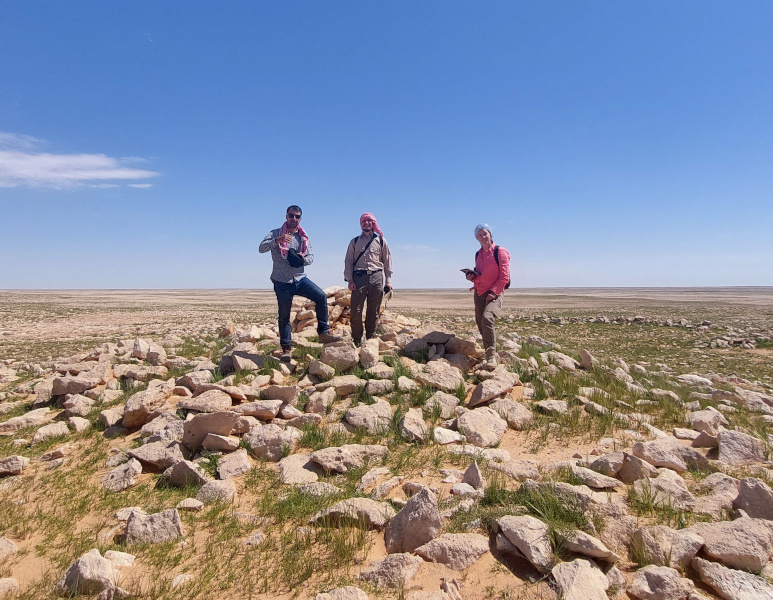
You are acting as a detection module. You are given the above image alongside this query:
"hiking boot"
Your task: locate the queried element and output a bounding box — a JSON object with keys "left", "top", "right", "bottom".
{"left": 481, "top": 348, "right": 498, "bottom": 370}
{"left": 353, "top": 338, "right": 362, "bottom": 348}
{"left": 318, "top": 331, "right": 342, "bottom": 344}
{"left": 280, "top": 346, "right": 293, "bottom": 362}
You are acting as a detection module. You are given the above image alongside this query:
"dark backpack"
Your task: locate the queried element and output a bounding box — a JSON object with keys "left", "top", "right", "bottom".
{"left": 475, "top": 245, "right": 511, "bottom": 289}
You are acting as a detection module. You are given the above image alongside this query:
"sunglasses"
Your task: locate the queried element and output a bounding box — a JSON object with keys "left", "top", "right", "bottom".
{"left": 286, "top": 214, "right": 301, "bottom": 220}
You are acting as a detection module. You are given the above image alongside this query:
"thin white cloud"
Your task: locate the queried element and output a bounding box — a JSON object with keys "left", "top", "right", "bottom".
{"left": 129, "top": 183, "right": 153, "bottom": 189}
{"left": 0, "top": 131, "right": 159, "bottom": 188}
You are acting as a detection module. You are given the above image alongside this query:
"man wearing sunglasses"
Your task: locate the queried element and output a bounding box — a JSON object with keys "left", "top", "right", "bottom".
{"left": 260, "top": 205, "right": 341, "bottom": 361}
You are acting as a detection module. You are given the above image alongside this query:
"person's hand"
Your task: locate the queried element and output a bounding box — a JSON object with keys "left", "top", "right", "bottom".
{"left": 348, "top": 281, "right": 356, "bottom": 291}
{"left": 384, "top": 284, "right": 392, "bottom": 293}
{"left": 282, "top": 233, "right": 293, "bottom": 244}
{"left": 465, "top": 272, "right": 477, "bottom": 282}
{"left": 485, "top": 291, "right": 498, "bottom": 305}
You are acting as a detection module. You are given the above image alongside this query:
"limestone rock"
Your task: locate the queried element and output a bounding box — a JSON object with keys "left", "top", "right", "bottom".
{"left": 424, "top": 391, "right": 460, "bottom": 419}
{"left": 414, "top": 533, "right": 489, "bottom": 570}
{"left": 102, "top": 458, "right": 143, "bottom": 493}
{"left": 242, "top": 424, "right": 301, "bottom": 462}
{"left": 414, "top": 361, "right": 465, "bottom": 393}
{"left": 632, "top": 469, "right": 695, "bottom": 511}
{"left": 384, "top": 487, "right": 441, "bottom": 553}
{"left": 310, "top": 444, "right": 389, "bottom": 473}
{"left": 235, "top": 400, "right": 283, "bottom": 420}
{"left": 718, "top": 430, "right": 766, "bottom": 466}
{"left": 279, "top": 453, "right": 323, "bottom": 484}
{"left": 692, "top": 556, "right": 773, "bottom": 600}
{"left": 315, "top": 587, "right": 369, "bottom": 600}
{"left": 400, "top": 408, "right": 428, "bottom": 442}
{"left": 177, "top": 389, "right": 232, "bottom": 413}
{"left": 56, "top": 549, "right": 119, "bottom": 596}
{"left": 689, "top": 517, "right": 773, "bottom": 572}
{"left": 632, "top": 436, "right": 708, "bottom": 474}
{"left": 359, "top": 553, "right": 423, "bottom": 589}
{"left": 631, "top": 525, "right": 704, "bottom": 569}
{"left": 557, "top": 530, "right": 619, "bottom": 562}
{"left": 497, "top": 515, "right": 552, "bottom": 573}
{"left": 0, "top": 537, "right": 18, "bottom": 561}
{"left": 457, "top": 407, "right": 507, "bottom": 447}
{"left": 31, "top": 421, "right": 70, "bottom": 445}
{"left": 196, "top": 479, "right": 237, "bottom": 504}
{"left": 628, "top": 565, "right": 694, "bottom": 600}
{"left": 320, "top": 343, "right": 359, "bottom": 371}
{"left": 345, "top": 399, "right": 393, "bottom": 434}
{"left": 488, "top": 398, "right": 533, "bottom": 430}
{"left": 182, "top": 411, "right": 239, "bottom": 452}
{"left": 310, "top": 498, "right": 395, "bottom": 529}
{"left": 489, "top": 460, "right": 540, "bottom": 482}
{"left": 129, "top": 441, "right": 188, "bottom": 470}
{"left": 552, "top": 558, "right": 609, "bottom": 600}
{"left": 733, "top": 478, "right": 773, "bottom": 520}
{"left": 468, "top": 370, "right": 519, "bottom": 408}
{"left": 123, "top": 382, "right": 175, "bottom": 428}
{"left": 217, "top": 448, "right": 252, "bottom": 479}
{"left": 125, "top": 509, "right": 184, "bottom": 545}
{"left": 0, "top": 455, "right": 30, "bottom": 476}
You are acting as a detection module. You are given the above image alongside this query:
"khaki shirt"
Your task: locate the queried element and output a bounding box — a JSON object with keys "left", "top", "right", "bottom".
{"left": 344, "top": 233, "right": 393, "bottom": 286}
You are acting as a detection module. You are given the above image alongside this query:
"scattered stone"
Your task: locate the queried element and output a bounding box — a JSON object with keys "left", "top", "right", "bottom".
{"left": 457, "top": 407, "right": 507, "bottom": 447}
{"left": 733, "top": 478, "right": 773, "bottom": 520}
{"left": 468, "top": 370, "right": 519, "bottom": 408}
{"left": 0, "top": 537, "right": 18, "bottom": 561}
{"left": 345, "top": 399, "right": 393, "bottom": 434}
{"left": 177, "top": 498, "right": 204, "bottom": 511}
{"left": 718, "top": 430, "right": 766, "bottom": 465}
{"left": 310, "top": 498, "right": 396, "bottom": 529}
{"left": 552, "top": 558, "right": 609, "bottom": 600}
{"left": 167, "top": 460, "right": 211, "bottom": 488}
{"left": 692, "top": 556, "right": 773, "bottom": 600}
{"left": 414, "top": 533, "right": 489, "bottom": 570}
{"left": 310, "top": 444, "right": 389, "bottom": 473}
{"left": 384, "top": 487, "right": 441, "bottom": 553}
{"left": 689, "top": 517, "right": 773, "bottom": 572}
{"left": 399, "top": 408, "right": 428, "bottom": 442}
{"left": 0, "top": 455, "right": 30, "bottom": 476}
{"left": 315, "top": 586, "right": 369, "bottom": 600}
{"left": 196, "top": 479, "right": 236, "bottom": 504}
{"left": 536, "top": 399, "right": 569, "bottom": 415}
{"left": 279, "top": 453, "right": 323, "bottom": 484}
{"left": 129, "top": 441, "right": 188, "bottom": 470}
{"left": 125, "top": 509, "right": 184, "bottom": 545}
{"left": 242, "top": 424, "right": 301, "bottom": 462}
{"left": 631, "top": 525, "right": 704, "bottom": 569}
{"left": 497, "top": 515, "right": 553, "bottom": 573}
{"left": 414, "top": 361, "right": 465, "bottom": 393}
{"left": 56, "top": 549, "right": 119, "bottom": 596}
{"left": 627, "top": 565, "right": 694, "bottom": 600}
{"left": 557, "top": 529, "right": 619, "bottom": 562}
{"left": 488, "top": 399, "right": 534, "bottom": 430}
{"left": 182, "top": 411, "right": 239, "bottom": 452}
{"left": 31, "top": 421, "right": 70, "bottom": 445}
{"left": 177, "top": 389, "right": 233, "bottom": 413}
{"left": 359, "top": 553, "right": 423, "bottom": 589}
{"left": 102, "top": 458, "right": 143, "bottom": 493}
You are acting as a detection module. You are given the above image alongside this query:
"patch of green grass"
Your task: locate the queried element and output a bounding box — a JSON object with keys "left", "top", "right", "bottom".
{"left": 627, "top": 481, "right": 706, "bottom": 528}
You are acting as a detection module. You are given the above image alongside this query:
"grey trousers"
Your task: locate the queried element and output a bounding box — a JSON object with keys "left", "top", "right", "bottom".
{"left": 351, "top": 271, "right": 384, "bottom": 341}
{"left": 474, "top": 292, "right": 503, "bottom": 352}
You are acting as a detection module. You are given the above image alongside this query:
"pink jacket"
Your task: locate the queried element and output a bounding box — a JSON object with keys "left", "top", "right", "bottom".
{"left": 473, "top": 245, "right": 510, "bottom": 296}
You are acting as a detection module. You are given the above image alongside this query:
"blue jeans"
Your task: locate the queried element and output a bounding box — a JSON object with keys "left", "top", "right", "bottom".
{"left": 272, "top": 277, "right": 330, "bottom": 348}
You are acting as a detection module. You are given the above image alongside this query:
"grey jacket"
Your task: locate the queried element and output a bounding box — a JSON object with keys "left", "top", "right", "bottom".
{"left": 259, "top": 228, "right": 314, "bottom": 283}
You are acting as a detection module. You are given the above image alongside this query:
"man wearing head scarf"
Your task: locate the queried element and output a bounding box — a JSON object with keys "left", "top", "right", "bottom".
{"left": 344, "top": 213, "right": 393, "bottom": 346}
{"left": 466, "top": 224, "right": 511, "bottom": 368}
{"left": 259, "top": 205, "right": 341, "bottom": 362}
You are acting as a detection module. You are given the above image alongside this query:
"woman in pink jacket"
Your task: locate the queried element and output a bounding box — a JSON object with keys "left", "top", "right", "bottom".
{"left": 465, "top": 224, "right": 511, "bottom": 368}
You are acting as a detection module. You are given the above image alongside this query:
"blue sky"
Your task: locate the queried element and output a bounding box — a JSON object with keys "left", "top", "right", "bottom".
{"left": 1, "top": 2, "right": 771, "bottom": 289}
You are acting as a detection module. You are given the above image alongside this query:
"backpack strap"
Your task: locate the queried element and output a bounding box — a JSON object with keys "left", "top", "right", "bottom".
{"left": 353, "top": 233, "right": 380, "bottom": 270}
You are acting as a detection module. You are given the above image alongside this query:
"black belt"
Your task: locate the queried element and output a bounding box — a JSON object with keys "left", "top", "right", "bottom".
{"left": 353, "top": 269, "right": 382, "bottom": 276}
